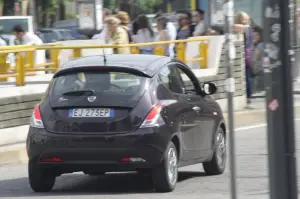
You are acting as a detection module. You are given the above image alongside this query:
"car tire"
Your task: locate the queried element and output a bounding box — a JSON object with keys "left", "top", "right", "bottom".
{"left": 28, "top": 160, "right": 56, "bottom": 192}
{"left": 203, "top": 127, "right": 226, "bottom": 175}
{"left": 152, "top": 141, "right": 178, "bottom": 192}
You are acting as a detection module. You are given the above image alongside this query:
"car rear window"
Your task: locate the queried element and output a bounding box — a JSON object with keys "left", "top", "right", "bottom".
{"left": 50, "top": 71, "right": 148, "bottom": 107}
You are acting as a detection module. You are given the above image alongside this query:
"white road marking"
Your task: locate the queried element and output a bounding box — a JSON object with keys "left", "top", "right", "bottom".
{"left": 234, "top": 118, "right": 300, "bottom": 131}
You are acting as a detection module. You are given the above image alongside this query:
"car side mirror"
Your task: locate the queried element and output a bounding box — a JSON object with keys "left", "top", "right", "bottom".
{"left": 203, "top": 82, "right": 217, "bottom": 95}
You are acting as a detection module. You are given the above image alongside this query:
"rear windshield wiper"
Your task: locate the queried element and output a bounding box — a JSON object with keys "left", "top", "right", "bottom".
{"left": 62, "top": 89, "right": 95, "bottom": 96}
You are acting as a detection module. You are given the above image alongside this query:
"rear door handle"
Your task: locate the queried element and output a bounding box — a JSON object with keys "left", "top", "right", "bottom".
{"left": 192, "top": 106, "right": 201, "bottom": 111}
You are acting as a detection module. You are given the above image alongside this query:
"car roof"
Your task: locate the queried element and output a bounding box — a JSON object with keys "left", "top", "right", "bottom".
{"left": 38, "top": 28, "right": 59, "bottom": 32}
{"left": 55, "top": 54, "right": 174, "bottom": 77}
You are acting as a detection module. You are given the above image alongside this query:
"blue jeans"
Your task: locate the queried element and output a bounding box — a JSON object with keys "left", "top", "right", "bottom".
{"left": 245, "top": 66, "right": 252, "bottom": 98}
{"left": 140, "top": 49, "right": 153, "bottom": 55}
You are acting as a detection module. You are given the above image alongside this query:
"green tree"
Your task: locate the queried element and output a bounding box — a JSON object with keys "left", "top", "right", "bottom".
{"left": 103, "top": 0, "right": 117, "bottom": 10}
{"left": 34, "top": 0, "right": 72, "bottom": 27}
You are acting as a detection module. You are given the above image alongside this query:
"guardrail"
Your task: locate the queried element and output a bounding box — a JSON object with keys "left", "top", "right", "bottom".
{"left": 0, "top": 37, "right": 209, "bottom": 86}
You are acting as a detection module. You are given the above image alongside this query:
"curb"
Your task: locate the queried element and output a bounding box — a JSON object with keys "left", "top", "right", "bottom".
{"left": 0, "top": 143, "right": 28, "bottom": 164}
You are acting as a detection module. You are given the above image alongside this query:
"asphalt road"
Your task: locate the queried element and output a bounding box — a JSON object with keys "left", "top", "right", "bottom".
{"left": 1, "top": 120, "right": 300, "bottom": 198}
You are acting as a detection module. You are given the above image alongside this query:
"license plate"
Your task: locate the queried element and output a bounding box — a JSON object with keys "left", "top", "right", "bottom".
{"left": 68, "top": 108, "right": 114, "bottom": 118}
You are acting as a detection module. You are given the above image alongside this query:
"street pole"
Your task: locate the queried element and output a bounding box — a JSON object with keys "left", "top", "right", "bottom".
{"left": 29, "top": 0, "right": 37, "bottom": 31}
{"left": 223, "top": 1, "right": 237, "bottom": 199}
{"left": 263, "top": 0, "right": 298, "bottom": 198}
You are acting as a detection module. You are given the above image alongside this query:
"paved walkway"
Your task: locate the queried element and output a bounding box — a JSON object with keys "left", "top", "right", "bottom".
{"left": 0, "top": 74, "right": 52, "bottom": 98}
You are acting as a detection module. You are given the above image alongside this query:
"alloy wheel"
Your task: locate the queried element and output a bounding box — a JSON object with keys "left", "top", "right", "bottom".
{"left": 215, "top": 132, "right": 226, "bottom": 168}
{"left": 167, "top": 147, "right": 178, "bottom": 185}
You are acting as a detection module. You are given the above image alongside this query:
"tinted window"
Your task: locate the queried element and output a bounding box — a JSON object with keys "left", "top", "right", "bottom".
{"left": 50, "top": 71, "right": 148, "bottom": 107}
{"left": 158, "top": 65, "right": 185, "bottom": 94}
{"left": 174, "top": 65, "right": 197, "bottom": 94}
{"left": 158, "top": 64, "right": 198, "bottom": 95}
{"left": 59, "top": 30, "right": 74, "bottom": 40}
{"left": 39, "top": 32, "right": 59, "bottom": 43}
{"left": 0, "top": 19, "right": 29, "bottom": 34}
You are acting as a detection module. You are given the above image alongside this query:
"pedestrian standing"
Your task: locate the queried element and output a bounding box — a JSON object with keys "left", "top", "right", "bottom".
{"left": 234, "top": 12, "right": 254, "bottom": 105}
{"left": 155, "top": 16, "right": 169, "bottom": 56}
{"left": 252, "top": 26, "right": 264, "bottom": 92}
{"left": 12, "top": 25, "right": 46, "bottom": 70}
{"left": 176, "top": 11, "right": 193, "bottom": 40}
{"left": 115, "top": 11, "right": 132, "bottom": 43}
{"left": 133, "top": 15, "right": 155, "bottom": 54}
{"left": 192, "top": 9, "right": 207, "bottom": 36}
{"left": 154, "top": 12, "right": 177, "bottom": 57}
{"left": 104, "top": 16, "right": 130, "bottom": 54}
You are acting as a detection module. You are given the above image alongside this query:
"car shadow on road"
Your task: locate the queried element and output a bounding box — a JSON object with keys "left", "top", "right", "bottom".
{"left": 0, "top": 171, "right": 208, "bottom": 197}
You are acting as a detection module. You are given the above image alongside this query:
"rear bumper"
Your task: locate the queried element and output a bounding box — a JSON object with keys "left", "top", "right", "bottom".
{"left": 26, "top": 126, "right": 172, "bottom": 173}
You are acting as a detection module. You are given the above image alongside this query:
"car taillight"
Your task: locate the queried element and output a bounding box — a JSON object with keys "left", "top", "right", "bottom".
{"left": 140, "top": 104, "right": 165, "bottom": 128}
{"left": 30, "top": 104, "right": 44, "bottom": 128}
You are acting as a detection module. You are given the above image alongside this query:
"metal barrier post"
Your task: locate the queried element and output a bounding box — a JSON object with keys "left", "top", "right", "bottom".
{"left": 25, "top": 51, "right": 35, "bottom": 69}
{"left": 25, "top": 51, "right": 36, "bottom": 76}
{"left": 50, "top": 49, "right": 60, "bottom": 69}
{"left": 0, "top": 54, "right": 9, "bottom": 82}
{"left": 153, "top": 46, "right": 164, "bottom": 56}
{"left": 176, "top": 42, "right": 186, "bottom": 62}
{"left": 199, "top": 41, "right": 208, "bottom": 68}
{"left": 73, "top": 48, "right": 82, "bottom": 58}
{"left": 16, "top": 54, "right": 25, "bottom": 86}
{"left": 131, "top": 47, "right": 140, "bottom": 54}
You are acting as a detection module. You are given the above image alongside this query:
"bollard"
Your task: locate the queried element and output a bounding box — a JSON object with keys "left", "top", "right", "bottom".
{"left": 73, "top": 48, "right": 82, "bottom": 58}
{"left": 176, "top": 42, "right": 186, "bottom": 63}
{"left": 0, "top": 53, "right": 9, "bottom": 82}
{"left": 199, "top": 41, "right": 208, "bottom": 68}
{"left": 16, "top": 54, "right": 25, "bottom": 86}
{"left": 153, "top": 46, "right": 164, "bottom": 56}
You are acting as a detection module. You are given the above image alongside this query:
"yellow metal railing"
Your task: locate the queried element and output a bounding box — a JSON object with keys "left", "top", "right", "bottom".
{"left": 0, "top": 37, "right": 209, "bottom": 86}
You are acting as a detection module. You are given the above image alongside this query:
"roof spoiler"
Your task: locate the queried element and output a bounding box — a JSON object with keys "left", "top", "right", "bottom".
{"left": 53, "top": 65, "right": 152, "bottom": 78}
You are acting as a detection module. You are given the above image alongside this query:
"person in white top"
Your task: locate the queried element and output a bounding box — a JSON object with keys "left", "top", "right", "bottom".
{"left": 155, "top": 16, "right": 169, "bottom": 56}
{"left": 154, "top": 13, "right": 177, "bottom": 57}
{"left": 192, "top": 9, "right": 207, "bottom": 36}
{"left": 0, "top": 37, "right": 7, "bottom": 46}
{"left": 92, "top": 8, "right": 111, "bottom": 41}
{"left": 132, "top": 15, "right": 155, "bottom": 54}
{"left": 12, "top": 25, "right": 46, "bottom": 68}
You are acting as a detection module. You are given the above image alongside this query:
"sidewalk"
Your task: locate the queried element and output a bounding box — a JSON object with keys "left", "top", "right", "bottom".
{"left": 0, "top": 74, "right": 52, "bottom": 98}
{"left": 253, "top": 81, "right": 300, "bottom": 97}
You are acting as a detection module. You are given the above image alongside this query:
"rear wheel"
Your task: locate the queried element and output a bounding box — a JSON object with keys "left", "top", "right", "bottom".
{"left": 28, "top": 160, "right": 56, "bottom": 192}
{"left": 152, "top": 141, "right": 178, "bottom": 192}
{"left": 203, "top": 127, "right": 226, "bottom": 175}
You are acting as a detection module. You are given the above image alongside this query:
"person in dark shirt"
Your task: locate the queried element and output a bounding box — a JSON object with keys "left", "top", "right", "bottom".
{"left": 176, "top": 11, "right": 194, "bottom": 40}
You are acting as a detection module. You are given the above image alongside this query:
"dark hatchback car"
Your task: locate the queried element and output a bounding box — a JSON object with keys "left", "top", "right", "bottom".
{"left": 27, "top": 54, "right": 227, "bottom": 193}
